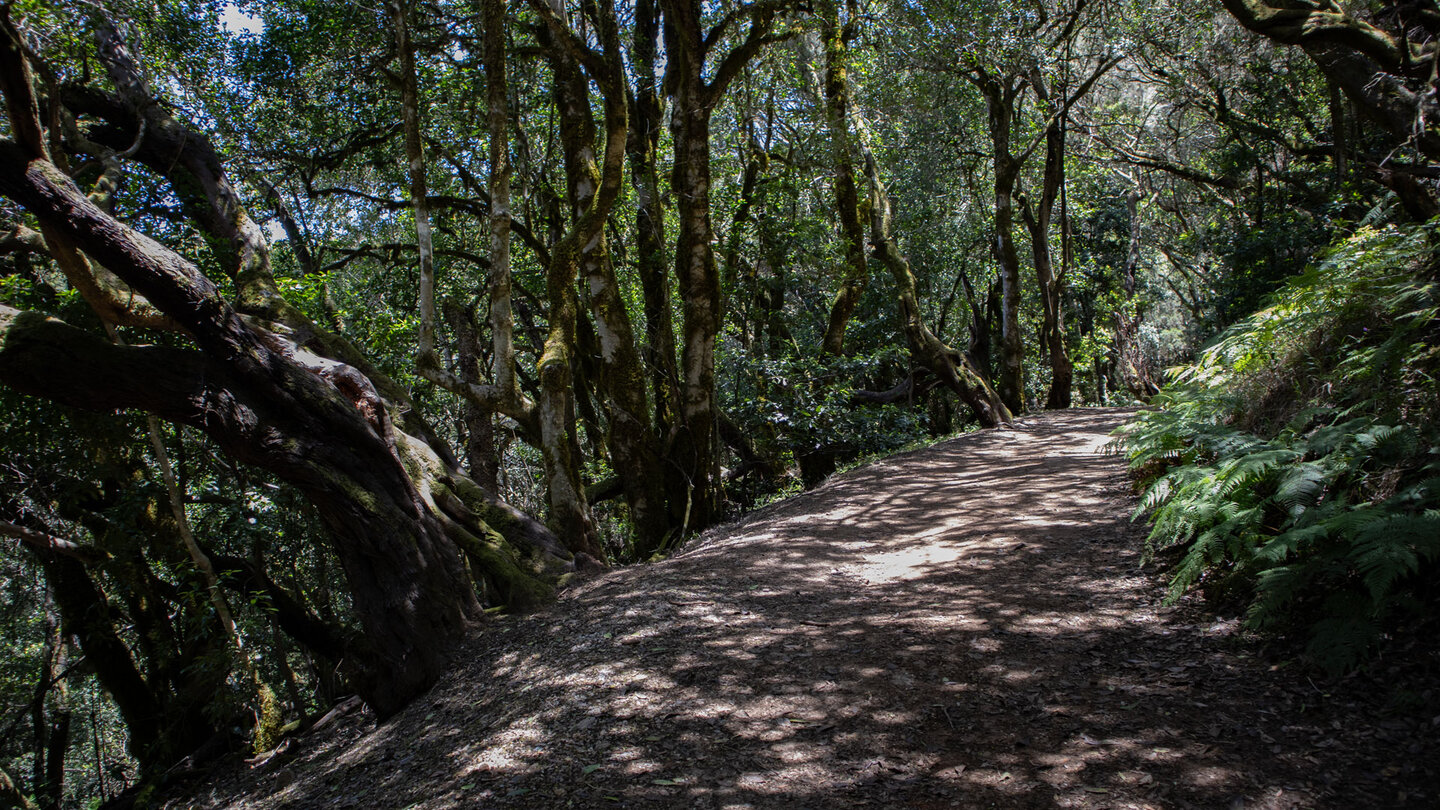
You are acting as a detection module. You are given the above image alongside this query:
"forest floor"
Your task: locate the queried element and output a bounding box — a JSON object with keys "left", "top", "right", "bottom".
{"left": 175, "top": 408, "right": 1438, "bottom": 809}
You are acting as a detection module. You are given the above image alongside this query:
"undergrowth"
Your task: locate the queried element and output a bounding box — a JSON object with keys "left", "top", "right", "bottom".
{"left": 1113, "top": 222, "right": 1440, "bottom": 674}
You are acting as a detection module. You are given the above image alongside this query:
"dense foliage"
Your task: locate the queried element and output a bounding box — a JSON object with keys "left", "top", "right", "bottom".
{"left": 2, "top": 0, "right": 1438, "bottom": 805}
{"left": 1116, "top": 221, "right": 1440, "bottom": 673}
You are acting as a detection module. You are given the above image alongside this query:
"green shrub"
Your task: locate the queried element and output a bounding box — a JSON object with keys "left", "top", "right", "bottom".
{"left": 1114, "top": 222, "right": 1440, "bottom": 674}
{"left": 728, "top": 345, "right": 929, "bottom": 465}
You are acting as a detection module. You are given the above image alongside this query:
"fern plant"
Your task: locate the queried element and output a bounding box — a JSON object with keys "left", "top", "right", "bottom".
{"left": 1114, "top": 222, "right": 1440, "bottom": 674}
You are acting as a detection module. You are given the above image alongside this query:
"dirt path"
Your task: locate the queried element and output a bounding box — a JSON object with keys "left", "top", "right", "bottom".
{"left": 184, "top": 408, "right": 1435, "bottom": 809}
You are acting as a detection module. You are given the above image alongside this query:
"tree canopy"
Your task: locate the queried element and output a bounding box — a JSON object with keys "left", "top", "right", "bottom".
{"left": 0, "top": 0, "right": 1436, "bottom": 805}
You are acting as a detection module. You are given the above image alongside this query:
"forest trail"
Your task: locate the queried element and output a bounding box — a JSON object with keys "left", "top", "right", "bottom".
{"left": 182, "top": 408, "right": 1434, "bottom": 809}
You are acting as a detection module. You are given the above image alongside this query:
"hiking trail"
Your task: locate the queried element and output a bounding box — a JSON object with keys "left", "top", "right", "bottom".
{"left": 180, "top": 408, "right": 1435, "bottom": 809}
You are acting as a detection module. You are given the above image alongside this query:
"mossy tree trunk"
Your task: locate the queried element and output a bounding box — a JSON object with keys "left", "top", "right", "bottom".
{"left": 1018, "top": 75, "right": 1074, "bottom": 410}
{"left": 661, "top": 0, "right": 784, "bottom": 531}
{"left": 0, "top": 14, "right": 573, "bottom": 724}
{"left": 628, "top": 0, "right": 682, "bottom": 458}
{"left": 1220, "top": 0, "right": 1440, "bottom": 214}
{"left": 972, "top": 67, "right": 1028, "bottom": 416}
{"left": 545, "top": 9, "right": 671, "bottom": 558}
{"left": 862, "top": 152, "right": 1012, "bottom": 428}
{"left": 818, "top": 0, "right": 870, "bottom": 358}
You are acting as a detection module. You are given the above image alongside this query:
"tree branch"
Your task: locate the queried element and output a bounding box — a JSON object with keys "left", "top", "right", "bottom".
{"left": 1097, "top": 135, "right": 1241, "bottom": 190}
{"left": 706, "top": 6, "right": 792, "bottom": 103}
{"left": 1015, "top": 55, "right": 1120, "bottom": 166}
{"left": 702, "top": 0, "right": 795, "bottom": 55}
{"left": 209, "top": 552, "right": 352, "bottom": 661}
{"left": 525, "top": 0, "right": 615, "bottom": 94}
{"left": 1219, "top": 0, "right": 1411, "bottom": 73}
{"left": 0, "top": 519, "right": 111, "bottom": 565}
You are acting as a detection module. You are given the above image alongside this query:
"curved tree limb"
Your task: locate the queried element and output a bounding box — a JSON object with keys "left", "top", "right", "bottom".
{"left": 1221, "top": 0, "right": 1440, "bottom": 163}
{"left": 0, "top": 519, "right": 111, "bottom": 565}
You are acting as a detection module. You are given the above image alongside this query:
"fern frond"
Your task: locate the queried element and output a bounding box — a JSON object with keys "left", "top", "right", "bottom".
{"left": 1252, "top": 523, "right": 1328, "bottom": 563}
{"left": 1114, "top": 217, "right": 1440, "bottom": 675}
{"left": 1213, "top": 449, "right": 1298, "bottom": 498}
{"left": 1274, "top": 462, "right": 1329, "bottom": 516}
{"left": 1354, "top": 532, "right": 1420, "bottom": 602}
{"left": 1352, "top": 511, "right": 1440, "bottom": 600}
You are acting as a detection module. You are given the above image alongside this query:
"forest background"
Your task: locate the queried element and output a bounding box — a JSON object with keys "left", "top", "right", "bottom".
{"left": 0, "top": 0, "right": 1437, "bottom": 806}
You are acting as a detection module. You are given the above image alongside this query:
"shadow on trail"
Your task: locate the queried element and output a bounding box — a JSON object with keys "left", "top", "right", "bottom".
{"left": 207, "top": 408, "right": 1425, "bottom": 809}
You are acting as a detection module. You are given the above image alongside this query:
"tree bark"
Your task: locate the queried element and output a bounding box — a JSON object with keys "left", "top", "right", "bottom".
{"left": 483, "top": 0, "right": 521, "bottom": 409}
{"left": 523, "top": 0, "right": 638, "bottom": 560}
{"left": 1218, "top": 0, "right": 1439, "bottom": 147}
{"left": 544, "top": 3, "right": 670, "bottom": 558}
{"left": 1220, "top": 0, "right": 1440, "bottom": 211}
{"left": 388, "top": 0, "right": 439, "bottom": 370}
{"left": 1018, "top": 76, "right": 1073, "bottom": 409}
{"left": 0, "top": 81, "right": 569, "bottom": 714}
{"left": 974, "top": 69, "right": 1027, "bottom": 415}
{"left": 860, "top": 151, "right": 1011, "bottom": 427}
{"left": 720, "top": 138, "right": 768, "bottom": 346}
{"left": 818, "top": 0, "right": 869, "bottom": 357}
{"left": 45, "top": 8, "right": 574, "bottom": 586}
{"left": 669, "top": 45, "right": 723, "bottom": 530}
{"left": 628, "top": 0, "right": 682, "bottom": 455}
{"left": 661, "top": 0, "right": 782, "bottom": 530}
{"left": 447, "top": 301, "right": 501, "bottom": 492}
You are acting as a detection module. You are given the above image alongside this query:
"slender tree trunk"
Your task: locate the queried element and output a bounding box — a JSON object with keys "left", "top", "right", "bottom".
{"left": 1018, "top": 104, "right": 1073, "bottom": 409}
{"left": 628, "top": 0, "right": 681, "bottom": 449}
{"left": 524, "top": 0, "right": 635, "bottom": 559}
{"left": 32, "top": 552, "right": 167, "bottom": 768}
{"left": 447, "top": 300, "right": 500, "bottom": 492}
{"left": 536, "top": 240, "right": 601, "bottom": 557}
{"left": 977, "top": 72, "right": 1027, "bottom": 414}
{"left": 1328, "top": 81, "right": 1349, "bottom": 184}
{"left": 31, "top": 590, "right": 69, "bottom": 810}
{"left": 860, "top": 150, "right": 1011, "bottom": 427}
{"left": 401, "top": 0, "right": 594, "bottom": 557}
{"left": 388, "top": 0, "right": 438, "bottom": 370}
{"left": 818, "top": 0, "right": 869, "bottom": 357}
{"left": 1115, "top": 189, "right": 1158, "bottom": 400}
{"left": 528, "top": 16, "right": 602, "bottom": 559}
{"left": 956, "top": 263, "right": 993, "bottom": 381}
{"left": 760, "top": 239, "right": 792, "bottom": 357}
{"left": 660, "top": 0, "right": 777, "bottom": 529}
{"left": 720, "top": 139, "right": 767, "bottom": 340}
{"left": 665, "top": 19, "right": 724, "bottom": 531}
{"left": 548, "top": 18, "right": 670, "bottom": 558}
{"left": 483, "top": 0, "right": 520, "bottom": 407}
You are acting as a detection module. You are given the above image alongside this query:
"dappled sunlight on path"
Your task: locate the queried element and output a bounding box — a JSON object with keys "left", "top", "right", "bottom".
{"left": 185, "top": 408, "right": 1434, "bottom": 809}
